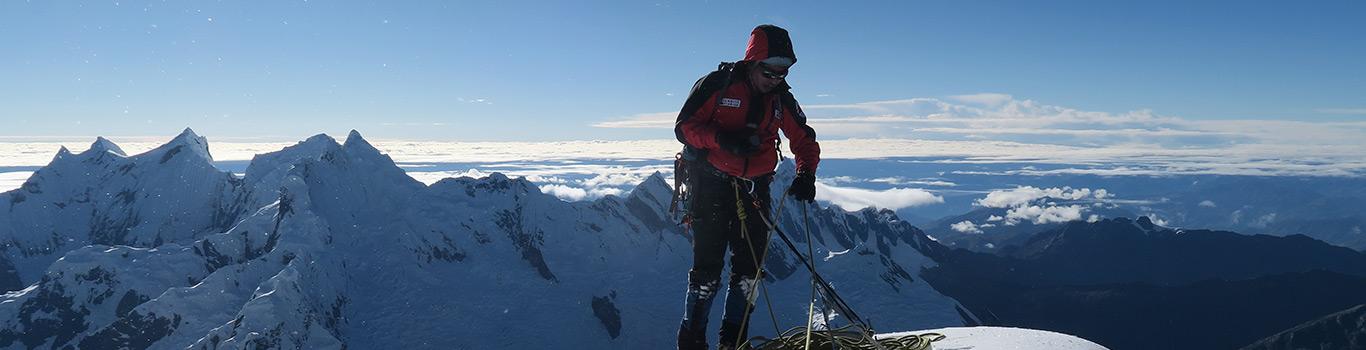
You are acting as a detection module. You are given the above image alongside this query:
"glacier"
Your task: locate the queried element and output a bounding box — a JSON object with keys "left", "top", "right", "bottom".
{"left": 0, "top": 128, "right": 994, "bottom": 349}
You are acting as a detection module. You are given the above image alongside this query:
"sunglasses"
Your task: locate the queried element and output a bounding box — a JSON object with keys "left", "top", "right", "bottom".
{"left": 759, "top": 64, "right": 789, "bottom": 80}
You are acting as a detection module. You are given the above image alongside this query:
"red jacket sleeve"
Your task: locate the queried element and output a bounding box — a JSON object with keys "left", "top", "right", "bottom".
{"left": 674, "top": 70, "right": 729, "bottom": 150}
{"left": 780, "top": 95, "right": 820, "bottom": 173}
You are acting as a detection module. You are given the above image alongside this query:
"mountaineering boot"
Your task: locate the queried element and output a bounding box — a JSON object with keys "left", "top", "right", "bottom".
{"left": 717, "top": 320, "right": 749, "bottom": 350}
{"left": 717, "top": 277, "right": 757, "bottom": 349}
{"left": 678, "top": 323, "right": 708, "bottom": 350}
{"left": 679, "top": 281, "right": 720, "bottom": 350}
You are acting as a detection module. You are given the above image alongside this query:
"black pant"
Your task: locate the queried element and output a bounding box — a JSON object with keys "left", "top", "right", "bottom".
{"left": 688, "top": 172, "right": 772, "bottom": 286}
{"left": 679, "top": 170, "right": 773, "bottom": 350}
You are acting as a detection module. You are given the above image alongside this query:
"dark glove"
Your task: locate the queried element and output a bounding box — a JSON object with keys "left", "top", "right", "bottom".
{"left": 790, "top": 170, "right": 816, "bottom": 202}
{"left": 715, "top": 129, "right": 761, "bottom": 157}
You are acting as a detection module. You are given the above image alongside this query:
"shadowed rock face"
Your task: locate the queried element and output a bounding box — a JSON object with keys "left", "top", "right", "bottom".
{"left": 1241, "top": 303, "right": 1366, "bottom": 350}
{"left": 918, "top": 217, "right": 1366, "bottom": 350}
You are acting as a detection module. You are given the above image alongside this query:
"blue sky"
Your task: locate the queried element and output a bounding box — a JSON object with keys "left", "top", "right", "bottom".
{"left": 2, "top": 1, "right": 1362, "bottom": 142}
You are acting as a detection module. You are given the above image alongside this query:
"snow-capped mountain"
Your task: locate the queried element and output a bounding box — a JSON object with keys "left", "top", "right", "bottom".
{"left": 0, "top": 129, "right": 976, "bottom": 349}
{"left": 0, "top": 130, "right": 242, "bottom": 292}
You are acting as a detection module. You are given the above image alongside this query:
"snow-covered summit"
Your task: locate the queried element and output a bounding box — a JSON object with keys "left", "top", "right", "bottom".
{"left": 87, "top": 136, "right": 127, "bottom": 157}
{"left": 0, "top": 129, "right": 241, "bottom": 290}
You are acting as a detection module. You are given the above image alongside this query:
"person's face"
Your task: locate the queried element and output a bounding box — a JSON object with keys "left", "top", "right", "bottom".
{"left": 749, "top": 62, "right": 788, "bottom": 94}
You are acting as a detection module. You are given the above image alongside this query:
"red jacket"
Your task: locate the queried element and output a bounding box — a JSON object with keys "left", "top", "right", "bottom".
{"left": 675, "top": 64, "right": 820, "bottom": 179}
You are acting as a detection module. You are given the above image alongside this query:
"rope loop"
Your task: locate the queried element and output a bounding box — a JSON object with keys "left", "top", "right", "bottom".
{"left": 745, "top": 326, "right": 945, "bottom": 350}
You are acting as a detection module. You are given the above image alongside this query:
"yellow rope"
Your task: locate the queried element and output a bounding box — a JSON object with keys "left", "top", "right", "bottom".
{"left": 732, "top": 177, "right": 767, "bottom": 347}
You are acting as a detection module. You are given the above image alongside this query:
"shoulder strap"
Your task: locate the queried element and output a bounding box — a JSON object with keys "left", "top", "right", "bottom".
{"left": 709, "top": 62, "right": 737, "bottom": 118}
{"left": 674, "top": 62, "right": 738, "bottom": 157}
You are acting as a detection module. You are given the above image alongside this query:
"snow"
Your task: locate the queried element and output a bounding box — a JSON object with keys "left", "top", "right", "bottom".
{"left": 0, "top": 131, "right": 1112, "bottom": 349}
{"left": 883, "top": 326, "right": 1108, "bottom": 350}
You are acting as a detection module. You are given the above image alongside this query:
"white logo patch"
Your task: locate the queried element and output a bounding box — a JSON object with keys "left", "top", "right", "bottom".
{"left": 721, "top": 98, "right": 742, "bottom": 108}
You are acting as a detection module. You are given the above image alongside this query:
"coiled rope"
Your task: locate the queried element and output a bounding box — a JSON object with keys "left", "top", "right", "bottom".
{"left": 745, "top": 326, "right": 945, "bottom": 350}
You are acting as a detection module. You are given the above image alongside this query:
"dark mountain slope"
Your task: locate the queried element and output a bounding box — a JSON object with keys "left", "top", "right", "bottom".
{"left": 919, "top": 217, "right": 1366, "bottom": 350}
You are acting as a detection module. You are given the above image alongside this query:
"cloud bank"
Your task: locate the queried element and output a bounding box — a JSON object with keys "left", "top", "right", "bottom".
{"left": 4, "top": 95, "right": 1365, "bottom": 209}
{"left": 954, "top": 186, "right": 1115, "bottom": 230}
{"left": 590, "top": 95, "right": 1366, "bottom": 178}
{"left": 817, "top": 183, "right": 944, "bottom": 211}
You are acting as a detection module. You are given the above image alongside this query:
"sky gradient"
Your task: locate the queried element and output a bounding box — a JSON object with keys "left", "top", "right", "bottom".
{"left": 2, "top": 1, "right": 1363, "bottom": 143}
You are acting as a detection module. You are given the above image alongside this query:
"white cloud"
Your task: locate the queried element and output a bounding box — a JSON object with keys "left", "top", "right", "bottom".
{"left": 867, "top": 176, "right": 957, "bottom": 187}
{"left": 1145, "top": 214, "right": 1171, "bottom": 227}
{"left": 1251, "top": 213, "right": 1277, "bottom": 228}
{"left": 825, "top": 175, "right": 955, "bottom": 188}
{"left": 407, "top": 169, "right": 493, "bottom": 186}
{"left": 538, "top": 184, "right": 625, "bottom": 202}
{"left": 586, "top": 95, "right": 1366, "bottom": 178}
{"left": 1006, "top": 204, "right": 1085, "bottom": 225}
{"left": 951, "top": 220, "right": 983, "bottom": 234}
{"left": 523, "top": 174, "right": 568, "bottom": 184}
{"left": 1199, "top": 200, "right": 1217, "bottom": 208}
{"left": 540, "top": 184, "right": 589, "bottom": 201}
{"left": 946, "top": 93, "right": 1013, "bottom": 107}
{"left": 975, "top": 186, "right": 1103, "bottom": 208}
{"left": 0, "top": 172, "right": 32, "bottom": 193}
{"left": 815, "top": 183, "right": 943, "bottom": 211}
{"left": 975, "top": 186, "right": 1116, "bottom": 225}
{"left": 580, "top": 171, "right": 649, "bottom": 188}
{"left": 590, "top": 112, "right": 676, "bottom": 129}
{"left": 9, "top": 90, "right": 1366, "bottom": 195}
{"left": 1317, "top": 108, "right": 1366, "bottom": 115}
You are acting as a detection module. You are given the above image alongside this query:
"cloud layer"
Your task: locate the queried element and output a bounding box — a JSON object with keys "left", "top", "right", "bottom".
{"left": 4, "top": 95, "right": 1365, "bottom": 209}
{"left": 817, "top": 183, "right": 944, "bottom": 211}
{"left": 593, "top": 94, "right": 1366, "bottom": 178}
{"left": 952, "top": 186, "right": 1115, "bottom": 233}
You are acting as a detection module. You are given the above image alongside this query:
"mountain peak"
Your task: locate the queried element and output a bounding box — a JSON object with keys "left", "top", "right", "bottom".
{"left": 87, "top": 136, "right": 127, "bottom": 157}
{"left": 345, "top": 129, "right": 364, "bottom": 144}
{"left": 342, "top": 129, "right": 380, "bottom": 154}
{"left": 298, "top": 133, "right": 339, "bottom": 150}
{"left": 641, "top": 171, "right": 670, "bottom": 191}
{"left": 176, "top": 127, "right": 200, "bottom": 139}
{"left": 627, "top": 171, "right": 674, "bottom": 210}
{"left": 154, "top": 127, "right": 213, "bottom": 162}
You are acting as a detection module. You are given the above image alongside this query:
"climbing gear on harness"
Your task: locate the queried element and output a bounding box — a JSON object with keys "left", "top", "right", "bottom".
{"left": 671, "top": 61, "right": 738, "bottom": 225}
{"left": 670, "top": 152, "right": 695, "bottom": 224}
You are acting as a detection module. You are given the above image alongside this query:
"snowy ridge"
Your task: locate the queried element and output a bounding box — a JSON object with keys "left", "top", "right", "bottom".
{"left": 0, "top": 128, "right": 241, "bottom": 292}
{"left": 0, "top": 131, "right": 1086, "bottom": 349}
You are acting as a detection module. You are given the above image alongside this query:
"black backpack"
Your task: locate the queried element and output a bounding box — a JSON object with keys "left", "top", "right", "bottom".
{"left": 669, "top": 62, "right": 737, "bottom": 223}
